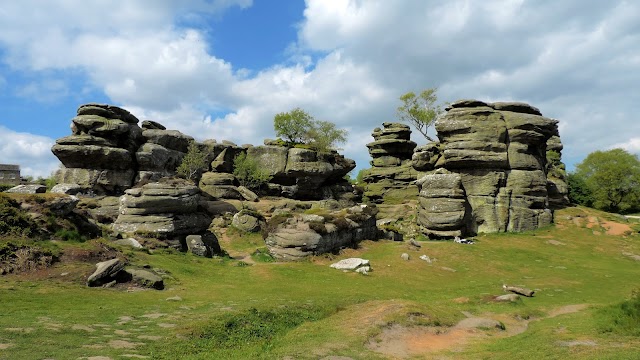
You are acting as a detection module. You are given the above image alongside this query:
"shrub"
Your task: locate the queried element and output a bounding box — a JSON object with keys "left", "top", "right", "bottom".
{"left": 0, "top": 194, "right": 40, "bottom": 238}
{"left": 233, "top": 152, "right": 273, "bottom": 190}
{"left": 0, "top": 184, "right": 14, "bottom": 192}
{"left": 177, "top": 141, "right": 210, "bottom": 182}
{"left": 54, "top": 229, "right": 86, "bottom": 242}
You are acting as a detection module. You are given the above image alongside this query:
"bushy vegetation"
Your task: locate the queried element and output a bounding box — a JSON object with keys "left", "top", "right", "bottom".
{"left": 233, "top": 152, "right": 273, "bottom": 190}
{"left": 273, "top": 107, "right": 347, "bottom": 152}
{"left": 0, "top": 193, "right": 40, "bottom": 237}
{"left": 570, "top": 148, "right": 640, "bottom": 213}
{"left": 177, "top": 141, "right": 210, "bottom": 182}
{"left": 0, "top": 184, "right": 14, "bottom": 192}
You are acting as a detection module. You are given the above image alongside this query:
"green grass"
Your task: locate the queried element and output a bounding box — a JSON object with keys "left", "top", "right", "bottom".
{"left": 1, "top": 206, "right": 640, "bottom": 359}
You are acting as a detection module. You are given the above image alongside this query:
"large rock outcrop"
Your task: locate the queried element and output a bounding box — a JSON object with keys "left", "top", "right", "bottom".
{"left": 52, "top": 104, "right": 143, "bottom": 194}
{"left": 361, "top": 123, "right": 421, "bottom": 203}
{"left": 416, "top": 100, "right": 567, "bottom": 237}
{"left": 113, "top": 179, "right": 210, "bottom": 239}
{"left": 51, "top": 104, "right": 195, "bottom": 194}
{"left": 247, "top": 144, "right": 356, "bottom": 200}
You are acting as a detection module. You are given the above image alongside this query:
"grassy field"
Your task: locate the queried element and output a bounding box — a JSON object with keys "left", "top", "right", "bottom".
{"left": 1, "top": 205, "right": 640, "bottom": 359}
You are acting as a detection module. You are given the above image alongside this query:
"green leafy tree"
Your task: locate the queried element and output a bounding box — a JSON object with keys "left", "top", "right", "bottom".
{"left": 574, "top": 148, "right": 640, "bottom": 213}
{"left": 273, "top": 108, "right": 348, "bottom": 152}
{"left": 307, "top": 120, "right": 347, "bottom": 152}
{"left": 177, "top": 141, "right": 209, "bottom": 182}
{"left": 273, "top": 108, "right": 314, "bottom": 143}
{"left": 567, "top": 173, "right": 594, "bottom": 207}
{"left": 396, "top": 88, "right": 443, "bottom": 142}
{"left": 233, "top": 152, "right": 273, "bottom": 190}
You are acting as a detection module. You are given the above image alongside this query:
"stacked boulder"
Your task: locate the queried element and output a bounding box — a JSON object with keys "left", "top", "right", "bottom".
{"left": 51, "top": 104, "right": 195, "bottom": 194}
{"left": 135, "top": 120, "right": 194, "bottom": 183}
{"left": 546, "top": 132, "right": 570, "bottom": 208}
{"left": 264, "top": 205, "right": 378, "bottom": 260}
{"left": 246, "top": 144, "right": 356, "bottom": 200}
{"left": 52, "top": 104, "right": 143, "bottom": 194}
{"left": 416, "top": 100, "right": 567, "bottom": 237}
{"left": 416, "top": 169, "right": 468, "bottom": 238}
{"left": 361, "top": 123, "right": 420, "bottom": 203}
{"left": 113, "top": 179, "right": 211, "bottom": 240}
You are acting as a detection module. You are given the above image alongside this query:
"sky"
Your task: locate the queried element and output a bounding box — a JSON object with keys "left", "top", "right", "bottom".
{"left": 0, "top": 0, "right": 638, "bottom": 178}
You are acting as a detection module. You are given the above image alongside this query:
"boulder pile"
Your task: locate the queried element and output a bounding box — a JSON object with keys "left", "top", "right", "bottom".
{"left": 51, "top": 104, "right": 195, "bottom": 194}
{"left": 264, "top": 205, "right": 378, "bottom": 260}
{"left": 360, "top": 123, "right": 421, "bottom": 203}
{"left": 415, "top": 100, "right": 568, "bottom": 236}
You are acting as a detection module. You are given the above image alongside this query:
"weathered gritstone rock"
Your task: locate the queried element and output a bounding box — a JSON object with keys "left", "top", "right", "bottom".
{"left": 52, "top": 104, "right": 143, "bottom": 194}
{"left": 246, "top": 145, "right": 356, "bottom": 200}
{"left": 264, "top": 205, "right": 378, "bottom": 260}
{"left": 199, "top": 172, "right": 243, "bottom": 200}
{"left": 204, "top": 140, "right": 245, "bottom": 173}
{"left": 113, "top": 180, "right": 210, "bottom": 239}
{"left": 416, "top": 169, "right": 468, "bottom": 238}
{"left": 362, "top": 123, "right": 421, "bottom": 203}
{"left": 415, "top": 100, "right": 567, "bottom": 237}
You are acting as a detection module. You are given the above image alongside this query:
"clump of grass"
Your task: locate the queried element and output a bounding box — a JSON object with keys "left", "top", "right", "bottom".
{"left": 308, "top": 221, "right": 328, "bottom": 234}
{"left": 159, "top": 306, "right": 335, "bottom": 359}
{"left": 597, "top": 288, "right": 640, "bottom": 336}
{"left": 54, "top": 229, "right": 86, "bottom": 242}
{"left": 251, "top": 247, "right": 275, "bottom": 263}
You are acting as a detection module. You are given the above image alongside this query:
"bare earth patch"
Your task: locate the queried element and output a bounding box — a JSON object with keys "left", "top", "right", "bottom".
{"left": 0, "top": 343, "right": 13, "bottom": 350}
{"left": 368, "top": 324, "right": 475, "bottom": 358}
{"left": 547, "top": 304, "right": 589, "bottom": 318}
{"left": 137, "top": 335, "right": 163, "bottom": 341}
{"left": 546, "top": 240, "right": 565, "bottom": 246}
{"left": 367, "top": 304, "right": 590, "bottom": 358}
{"left": 622, "top": 252, "right": 640, "bottom": 261}
{"left": 141, "top": 313, "right": 165, "bottom": 319}
{"left": 107, "top": 339, "right": 144, "bottom": 349}
{"left": 72, "top": 324, "right": 96, "bottom": 332}
{"left": 601, "top": 221, "right": 632, "bottom": 236}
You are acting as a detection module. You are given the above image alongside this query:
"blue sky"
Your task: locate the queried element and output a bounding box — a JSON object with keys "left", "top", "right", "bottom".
{"left": 0, "top": 0, "right": 639, "bottom": 178}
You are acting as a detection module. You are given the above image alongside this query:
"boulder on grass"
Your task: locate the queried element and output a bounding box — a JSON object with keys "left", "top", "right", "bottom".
{"left": 87, "top": 258, "right": 126, "bottom": 287}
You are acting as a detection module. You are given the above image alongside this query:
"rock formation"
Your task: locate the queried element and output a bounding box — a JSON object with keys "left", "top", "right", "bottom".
{"left": 264, "top": 205, "right": 378, "bottom": 260}
{"left": 415, "top": 100, "right": 568, "bottom": 237}
{"left": 113, "top": 179, "right": 211, "bottom": 239}
{"left": 247, "top": 144, "right": 356, "bottom": 200}
{"left": 360, "top": 123, "right": 421, "bottom": 203}
{"left": 51, "top": 104, "right": 195, "bottom": 194}
{"left": 52, "top": 104, "right": 143, "bottom": 194}
{"left": 50, "top": 103, "right": 357, "bottom": 203}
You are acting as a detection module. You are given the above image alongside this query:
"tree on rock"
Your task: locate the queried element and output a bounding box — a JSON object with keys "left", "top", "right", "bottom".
{"left": 396, "top": 88, "right": 443, "bottom": 142}
{"left": 273, "top": 108, "right": 347, "bottom": 152}
{"left": 177, "top": 141, "right": 209, "bottom": 182}
{"left": 233, "top": 152, "right": 273, "bottom": 190}
{"left": 274, "top": 108, "right": 314, "bottom": 144}
{"left": 574, "top": 148, "right": 640, "bottom": 213}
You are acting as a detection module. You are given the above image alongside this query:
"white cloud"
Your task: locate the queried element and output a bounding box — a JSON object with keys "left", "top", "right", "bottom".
{"left": 1, "top": 0, "right": 639, "bottom": 177}
{"left": 0, "top": 126, "right": 58, "bottom": 178}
